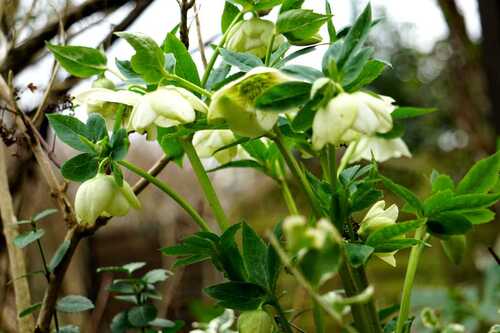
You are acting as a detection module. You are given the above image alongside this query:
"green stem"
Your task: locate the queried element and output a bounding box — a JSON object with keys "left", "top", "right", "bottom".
{"left": 395, "top": 226, "right": 427, "bottom": 333}
{"left": 271, "top": 298, "right": 294, "bottom": 333}
{"left": 162, "top": 70, "right": 212, "bottom": 97}
{"left": 264, "top": 33, "right": 276, "bottom": 66}
{"left": 118, "top": 160, "right": 211, "bottom": 232}
{"left": 32, "top": 223, "right": 60, "bottom": 331}
{"left": 275, "top": 161, "right": 299, "bottom": 215}
{"left": 272, "top": 131, "right": 321, "bottom": 218}
{"left": 312, "top": 299, "right": 325, "bottom": 333}
{"left": 181, "top": 139, "right": 230, "bottom": 231}
{"left": 113, "top": 105, "right": 124, "bottom": 133}
{"left": 201, "top": 12, "right": 244, "bottom": 87}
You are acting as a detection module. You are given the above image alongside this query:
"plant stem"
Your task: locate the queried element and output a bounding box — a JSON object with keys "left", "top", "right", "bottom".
{"left": 312, "top": 299, "right": 325, "bottom": 333}
{"left": 264, "top": 33, "right": 276, "bottom": 66}
{"left": 113, "top": 105, "right": 125, "bottom": 133}
{"left": 181, "top": 139, "right": 230, "bottom": 231}
{"left": 275, "top": 161, "right": 299, "bottom": 215}
{"left": 395, "top": 226, "right": 427, "bottom": 333}
{"left": 162, "top": 70, "right": 212, "bottom": 97}
{"left": 272, "top": 131, "right": 321, "bottom": 218}
{"left": 32, "top": 223, "right": 60, "bottom": 332}
{"left": 201, "top": 12, "right": 244, "bottom": 87}
{"left": 271, "top": 298, "right": 294, "bottom": 333}
{"left": 118, "top": 160, "right": 211, "bottom": 232}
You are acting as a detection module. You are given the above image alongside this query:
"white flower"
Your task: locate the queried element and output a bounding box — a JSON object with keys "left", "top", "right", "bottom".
{"left": 226, "top": 18, "right": 285, "bottom": 58}
{"left": 192, "top": 130, "right": 239, "bottom": 164}
{"left": 208, "top": 67, "right": 291, "bottom": 138}
{"left": 75, "top": 174, "right": 141, "bottom": 225}
{"left": 312, "top": 91, "right": 395, "bottom": 150}
{"left": 342, "top": 136, "right": 411, "bottom": 164}
{"left": 190, "top": 309, "right": 237, "bottom": 333}
{"left": 128, "top": 86, "right": 207, "bottom": 139}
{"left": 358, "top": 200, "right": 399, "bottom": 267}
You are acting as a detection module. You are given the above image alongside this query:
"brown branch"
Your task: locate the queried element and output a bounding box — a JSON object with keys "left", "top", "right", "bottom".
{"left": 179, "top": 0, "right": 195, "bottom": 49}
{"left": 132, "top": 155, "right": 172, "bottom": 193}
{"left": 1, "top": 0, "right": 133, "bottom": 75}
{"left": 0, "top": 141, "right": 35, "bottom": 333}
{"left": 194, "top": 4, "right": 207, "bottom": 68}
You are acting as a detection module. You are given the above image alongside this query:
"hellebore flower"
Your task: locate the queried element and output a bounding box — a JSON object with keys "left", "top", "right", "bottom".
{"left": 75, "top": 174, "right": 141, "bottom": 225}
{"left": 208, "top": 67, "right": 291, "bottom": 137}
{"left": 226, "top": 18, "right": 285, "bottom": 58}
{"left": 128, "top": 86, "right": 208, "bottom": 139}
{"left": 238, "top": 309, "right": 274, "bottom": 333}
{"left": 192, "top": 130, "right": 240, "bottom": 164}
{"left": 283, "top": 215, "right": 341, "bottom": 254}
{"left": 312, "top": 91, "right": 395, "bottom": 150}
{"left": 342, "top": 136, "right": 411, "bottom": 164}
{"left": 358, "top": 200, "right": 400, "bottom": 267}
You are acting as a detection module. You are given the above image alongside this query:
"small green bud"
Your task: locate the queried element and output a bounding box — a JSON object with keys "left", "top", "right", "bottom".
{"left": 92, "top": 77, "right": 115, "bottom": 90}
{"left": 420, "top": 307, "right": 440, "bottom": 329}
{"left": 441, "top": 235, "right": 466, "bottom": 265}
{"left": 237, "top": 310, "right": 274, "bottom": 333}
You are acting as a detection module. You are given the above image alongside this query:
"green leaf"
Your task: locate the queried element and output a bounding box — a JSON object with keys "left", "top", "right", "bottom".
{"left": 341, "top": 47, "right": 374, "bottom": 86}
{"left": 344, "top": 59, "right": 387, "bottom": 91}
{"left": 366, "top": 219, "right": 427, "bottom": 246}
{"left": 96, "top": 266, "right": 128, "bottom": 274}
{"left": 266, "top": 223, "right": 283, "bottom": 292}
{"left": 160, "top": 136, "right": 184, "bottom": 160}
{"left": 107, "top": 280, "right": 136, "bottom": 294}
{"left": 110, "top": 311, "right": 130, "bottom": 333}
{"left": 440, "top": 235, "right": 466, "bottom": 265}
{"left": 281, "top": 65, "right": 323, "bottom": 82}
{"left": 115, "top": 32, "right": 165, "bottom": 83}
{"left": 459, "top": 208, "right": 495, "bottom": 225}
{"left": 219, "top": 48, "right": 264, "bottom": 72}
{"left": 47, "top": 114, "right": 93, "bottom": 153}
{"left": 242, "top": 223, "right": 269, "bottom": 290}
{"left": 221, "top": 1, "right": 240, "bottom": 33}
{"left": 277, "top": 9, "right": 329, "bottom": 44}
{"left": 218, "top": 224, "right": 248, "bottom": 281}
{"left": 110, "top": 128, "right": 129, "bottom": 161}
{"left": 143, "top": 269, "right": 171, "bottom": 284}
{"left": 345, "top": 243, "right": 374, "bottom": 268}
{"left": 456, "top": 151, "right": 500, "bottom": 194}
{"left": 427, "top": 192, "right": 500, "bottom": 216}
{"left": 255, "top": 81, "right": 311, "bottom": 111}
{"left": 122, "top": 262, "right": 146, "bottom": 274}
{"left": 427, "top": 212, "right": 472, "bottom": 236}
{"left": 291, "top": 97, "right": 320, "bottom": 131}
{"left": 253, "top": 0, "right": 283, "bottom": 11}
{"left": 58, "top": 325, "right": 80, "bottom": 333}
{"left": 350, "top": 185, "right": 383, "bottom": 212}
{"left": 61, "top": 153, "right": 98, "bottom": 182}
{"left": 299, "top": 244, "right": 342, "bottom": 286}
{"left": 115, "top": 59, "right": 144, "bottom": 84}
{"left": 13, "top": 229, "right": 45, "bottom": 248}
{"left": 149, "top": 318, "right": 175, "bottom": 328}
{"left": 127, "top": 304, "right": 158, "bottom": 327}
{"left": 430, "top": 170, "right": 455, "bottom": 193}
{"left": 391, "top": 107, "right": 438, "bottom": 120}
{"left": 86, "top": 113, "right": 108, "bottom": 142}
{"left": 162, "top": 32, "right": 201, "bottom": 85}
{"left": 19, "top": 302, "right": 42, "bottom": 318}
{"left": 32, "top": 208, "right": 58, "bottom": 222}
{"left": 381, "top": 176, "right": 424, "bottom": 216}
{"left": 204, "top": 282, "right": 267, "bottom": 310}
{"left": 48, "top": 240, "right": 71, "bottom": 272}
{"left": 46, "top": 43, "right": 106, "bottom": 78}
{"left": 56, "top": 295, "right": 95, "bottom": 313}
{"left": 206, "top": 63, "right": 231, "bottom": 91}
{"left": 373, "top": 239, "right": 420, "bottom": 252}
{"left": 208, "top": 160, "right": 270, "bottom": 177}
{"left": 280, "top": 0, "right": 304, "bottom": 12}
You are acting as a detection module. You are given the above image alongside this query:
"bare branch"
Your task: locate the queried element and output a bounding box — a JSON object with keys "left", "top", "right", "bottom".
{"left": 194, "top": 4, "right": 207, "bottom": 68}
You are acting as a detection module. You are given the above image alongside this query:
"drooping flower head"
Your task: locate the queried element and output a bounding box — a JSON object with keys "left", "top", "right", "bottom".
{"left": 75, "top": 174, "right": 141, "bottom": 225}
{"left": 192, "top": 130, "right": 240, "bottom": 165}
{"left": 226, "top": 18, "right": 285, "bottom": 58}
{"left": 342, "top": 136, "right": 411, "bottom": 164}
{"left": 208, "top": 67, "right": 291, "bottom": 137}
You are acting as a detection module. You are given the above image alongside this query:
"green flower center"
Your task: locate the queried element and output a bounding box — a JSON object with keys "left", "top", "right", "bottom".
{"left": 237, "top": 73, "right": 276, "bottom": 102}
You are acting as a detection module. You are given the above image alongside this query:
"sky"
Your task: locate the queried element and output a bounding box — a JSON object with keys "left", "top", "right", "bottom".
{"left": 15, "top": 0, "right": 482, "bottom": 110}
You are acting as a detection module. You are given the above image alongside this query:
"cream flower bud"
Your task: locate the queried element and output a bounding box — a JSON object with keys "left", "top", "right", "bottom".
{"left": 358, "top": 200, "right": 399, "bottom": 267}
{"left": 92, "top": 77, "right": 115, "bottom": 90}
{"left": 312, "top": 92, "right": 396, "bottom": 150}
{"left": 237, "top": 310, "right": 274, "bottom": 333}
{"left": 283, "top": 215, "right": 309, "bottom": 253}
{"left": 192, "top": 130, "right": 238, "bottom": 164}
{"left": 208, "top": 67, "right": 291, "bottom": 137}
{"left": 342, "top": 136, "right": 411, "bottom": 164}
{"left": 128, "top": 86, "right": 207, "bottom": 139}
{"left": 226, "top": 18, "right": 285, "bottom": 59}
{"left": 75, "top": 174, "right": 141, "bottom": 225}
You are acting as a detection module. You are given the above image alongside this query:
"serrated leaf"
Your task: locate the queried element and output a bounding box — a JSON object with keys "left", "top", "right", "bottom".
{"left": 255, "top": 81, "right": 311, "bottom": 111}
{"left": 46, "top": 43, "right": 106, "bottom": 78}
{"left": 48, "top": 240, "right": 71, "bottom": 272}
{"left": 366, "top": 219, "right": 426, "bottom": 246}
{"left": 204, "top": 282, "right": 267, "bottom": 310}
{"left": 162, "top": 32, "right": 201, "bottom": 85}
{"left": 47, "top": 114, "right": 93, "bottom": 153}
{"left": 115, "top": 32, "right": 165, "bottom": 83}
{"left": 56, "top": 295, "right": 94, "bottom": 313}
{"left": 219, "top": 48, "right": 264, "bottom": 72}
{"left": 13, "top": 229, "right": 45, "bottom": 249}
{"left": 456, "top": 151, "right": 500, "bottom": 194}
{"left": 61, "top": 153, "right": 98, "bottom": 182}
{"left": 128, "top": 304, "right": 158, "bottom": 327}
{"left": 242, "top": 223, "right": 269, "bottom": 290}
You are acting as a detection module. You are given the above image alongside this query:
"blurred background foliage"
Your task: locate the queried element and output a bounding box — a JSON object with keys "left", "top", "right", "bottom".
{"left": 0, "top": 0, "right": 498, "bottom": 332}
